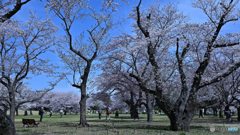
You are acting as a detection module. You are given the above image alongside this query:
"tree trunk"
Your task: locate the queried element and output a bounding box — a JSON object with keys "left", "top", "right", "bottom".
{"left": 131, "top": 107, "right": 139, "bottom": 120}
{"left": 219, "top": 108, "right": 223, "bottom": 118}
{"left": 169, "top": 111, "right": 178, "bottom": 131}
{"left": 180, "top": 111, "right": 195, "bottom": 131}
{"left": 225, "top": 106, "right": 230, "bottom": 119}
{"left": 130, "top": 104, "right": 139, "bottom": 119}
{"left": 146, "top": 92, "right": 153, "bottom": 122}
{"left": 129, "top": 91, "right": 139, "bottom": 120}
{"left": 79, "top": 85, "right": 89, "bottom": 127}
{"left": 213, "top": 108, "right": 217, "bottom": 116}
{"left": 0, "top": 109, "right": 15, "bottom": 135}
{"left": 30, "top": 110, "right": 33, "bottom": 115}
{"left": 238, "top": 107, "right": 240, "bottom": 121}
{"left": 168, "top": 108, "right": 195, "bottom": 131}
{"left": 9, "top": 89, "right": 16, "bottom": 122}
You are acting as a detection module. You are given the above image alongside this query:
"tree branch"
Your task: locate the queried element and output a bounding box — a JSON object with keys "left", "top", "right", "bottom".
{"left": 199, "top": 61, "right": 240, "bottom": 88}
{"left": 0, "top": 0, "right": 31, "bottom": 23}
{"left": 213, "top": 42, "right": 239, "bottom": 48}
{"left": 129, "top": 73, "right": 156, "bottom": 95}
{"left": 136, "top": 0, "right": 149, "bottom": 38}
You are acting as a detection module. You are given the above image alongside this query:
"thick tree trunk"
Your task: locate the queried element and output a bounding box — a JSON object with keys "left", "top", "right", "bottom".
{"left": 180, "top": 111, "right": 195, "bottom": 131}
{"left": 79, "top": 85, "right": 89, "bottom": 127}
{"left": 168, "top": 108, "right": 195, "bottom": 131}
{"left": 0, "top": 109, "right": 15, "bottom": 135}
{"left": 130, "top": 107, "right": 139, "bottom": 120}
{"left": 130, "top": 104, "right": 139, "bottom": 119}
{"left": 129, "top": 91, "right": 139, "bottom": 120}
{"left": 169, "top": 112, "right": 178, "bottom": 131}
{"left": 72, "top": 62, "right": 92, "bottom": 127}
{"left": 30, "top": 110, "right": 33, "bottom": 115}
{"left": 146, "top": 92, "right": 153, "bottom": 122}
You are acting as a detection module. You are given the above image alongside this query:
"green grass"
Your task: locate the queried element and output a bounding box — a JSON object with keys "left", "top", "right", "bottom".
{"left": 14, "top": 111, "right": 240, "bottom": 135}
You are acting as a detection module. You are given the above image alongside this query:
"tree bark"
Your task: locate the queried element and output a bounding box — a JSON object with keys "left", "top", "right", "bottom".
{"left": 168, "top": 107, "right": 195, "bottom": 131}
{"left": 146, "top": 92, "right": 153, "bottom": 122}
{"left": 130, "top": 106, "right": 139, "bottom": 120}
{"left": 219, "top": 108, "right": 223, "bottom": 118}
{"left": 0, "top": 109, "right": 15, "bottom": 135}
{"left": 169, "top": 111, "right": 178, "bottom": 131}
{"left": 30, "top": 110, "right": 32, "bottom": 115}
{"left": 180, "top": 111, "right": 195, "bottom": 131}
{"left": 128, "top": 91, "right": 139, "bottom": 120}
{"left": 9, "top": 87, "right": 16, "bottom": 122}
{"left": 78, "top": 83, "right": 89, "bottom": 127}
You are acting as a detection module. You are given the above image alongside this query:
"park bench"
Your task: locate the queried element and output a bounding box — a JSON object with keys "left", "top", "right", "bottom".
{"left": 22, "top": 118, "right": 39, "bottom": 127}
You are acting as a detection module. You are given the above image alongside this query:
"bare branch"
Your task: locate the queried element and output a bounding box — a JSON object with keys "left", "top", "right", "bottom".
{"left": 213, "top": 42, "right": 239, "bottom": 48}
{"left": 136, "top": 0, "right": 149, "bottom": 38}
{"left": 0, "top": 0, "right": 31, "bottom": 23}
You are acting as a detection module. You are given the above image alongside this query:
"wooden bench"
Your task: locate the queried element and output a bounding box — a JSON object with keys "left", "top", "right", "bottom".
{"left": 22, "top": 118, "right": 39, "bottom": 127}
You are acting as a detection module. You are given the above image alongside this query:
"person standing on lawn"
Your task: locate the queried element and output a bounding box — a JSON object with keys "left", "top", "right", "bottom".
{"left": 60, "top": 109, "right": 63, "bottom": 118}
{"left": 39, "top": 107, "right": 45, "bottom": 122}
{"left": 115, "top": 109, "right": 119, "bottom": 118}
{"left": 199, "top": 108, "right": 204, "bottom": 118}
{"left": 106, "top": 108, "right": 110, "bottom": 120}
{"left": 49, "top": 110, "right": 53, "bottom": 118}
{"left": 98, "top": 109, "right": 102, "bottom": 119}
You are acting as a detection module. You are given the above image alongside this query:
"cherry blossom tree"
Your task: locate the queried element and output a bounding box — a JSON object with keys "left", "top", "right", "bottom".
{"left": 100, "top": 1, "right": 183, "bottom": 123}
{"left": 0, "top": 13, "right": 59, "bottom": 123}
{"left": 209, "top": 48, "right": 240, "bottom": 118}
{"left": 0, "top": 1, "right": 40, "bottom": 135}
{"left": 45, "top": 0, "right": 122, "bottom": 126}
{"left": 135, "top": 0, "right": 240, "bottom": 131}
{"left": 217, "top": 70, "right": 240, "bottom": 119}
{"left": 96, "top": 59, "right": 144, "bottom": 119}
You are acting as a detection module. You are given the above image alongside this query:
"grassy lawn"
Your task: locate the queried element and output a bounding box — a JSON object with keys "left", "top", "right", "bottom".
{"left": 14, "top": 111, "right": 240, "bottom": 135}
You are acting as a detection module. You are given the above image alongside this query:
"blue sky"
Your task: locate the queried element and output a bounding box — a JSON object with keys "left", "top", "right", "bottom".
{"left": 12, "top": 0, "right": 240, "bottom": 94}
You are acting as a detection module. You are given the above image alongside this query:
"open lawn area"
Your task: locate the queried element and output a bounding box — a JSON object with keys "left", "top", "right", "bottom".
{"left": 14, "top": 111, "right": 240, "bottom": 135}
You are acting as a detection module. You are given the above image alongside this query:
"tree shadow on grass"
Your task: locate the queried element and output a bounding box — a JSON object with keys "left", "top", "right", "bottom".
{"left": 86, "top": 119, "right": 145, "bottom": 123}
{"left": 61, "top": 123, "right": 208, "bottom": 133}
{"left": 192, "top": 116, "right": 232, "bottom": 124}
